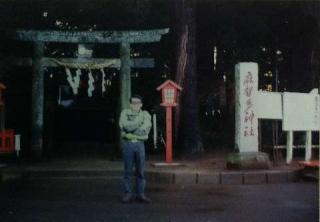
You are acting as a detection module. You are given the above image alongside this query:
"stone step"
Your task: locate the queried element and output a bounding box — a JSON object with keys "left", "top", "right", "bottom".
{"left": 0, "top": 169, "right": 302, "bottom": 185}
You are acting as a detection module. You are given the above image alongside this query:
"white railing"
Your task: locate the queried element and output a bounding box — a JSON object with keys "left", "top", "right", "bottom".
{"left": 273, "top": 131, "right": 320, "bottom": 164}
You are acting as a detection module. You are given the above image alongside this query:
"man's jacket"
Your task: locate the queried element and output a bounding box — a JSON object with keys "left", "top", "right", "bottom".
{"left": 119, "top": 109, "right": 152, "bottom": 141}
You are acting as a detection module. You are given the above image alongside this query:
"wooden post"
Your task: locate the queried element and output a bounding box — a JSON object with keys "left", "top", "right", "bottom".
{"left": 305, "top": 131, "right": 312, "bottom": 162}
{"left": 286, "top": 131, "right": 293, "bottom": 164}
{"left": 153, "top": 114, "right": 157, "bottom": 150}
{"left": 0, "top": 83, "right": 6, "bottom": 131}
{"left": 156, "top": 80, "right": 182, "bottom": 165}
{"left": 120, "top": 42, "right": 131, "bottom": 110}
{"left": 0, "top": 104, "right": 4, "bottom": 131}
{"left": 31, "top": 42, "right": 44, "bottom": 159}
{"left": 166, "top": 107, "right": 173, "bottom": 163}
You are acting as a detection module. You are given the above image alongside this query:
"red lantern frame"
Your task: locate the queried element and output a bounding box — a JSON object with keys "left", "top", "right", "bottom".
{"left": 157, "top": 80, "right": 182, "bottom": 163}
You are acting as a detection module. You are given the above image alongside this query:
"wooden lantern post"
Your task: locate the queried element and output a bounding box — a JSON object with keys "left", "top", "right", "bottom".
{"left": 0, "top": 83, "right": 7, "bottom": 131}
{"left": 157, "top": 80, "right": 182, "bottom": 163}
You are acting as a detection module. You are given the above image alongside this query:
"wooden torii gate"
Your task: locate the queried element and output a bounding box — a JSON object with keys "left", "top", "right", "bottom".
{"left": 12, "top": 28, "right": 169, "bottom": 158}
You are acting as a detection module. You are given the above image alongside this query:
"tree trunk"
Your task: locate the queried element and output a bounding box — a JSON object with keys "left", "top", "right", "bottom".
{"left": 309, "top": 3, "right": 320, "bottom": 93}
{"left": 174, "top": 0, "right": 203, "bottom": 158}
{"left": 304, "top": 2, "right": 320, "bottom": 92}
{"left": 290, "top": 3, "right": 319, "bottom": 93}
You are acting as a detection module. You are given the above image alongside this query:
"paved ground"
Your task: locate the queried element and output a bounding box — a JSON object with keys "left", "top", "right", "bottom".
{"left": 0, "top": 177, "right": 318, "bottom": 222}
{"left": 0, "top": 151, "right": 304, "bottom": 173}
{"left": 0, "top": 152, "right": 304, "bottom": 185}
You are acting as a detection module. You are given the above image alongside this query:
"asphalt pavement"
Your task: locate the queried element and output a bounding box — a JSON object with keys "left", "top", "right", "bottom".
{"left": 0, "top": 177, "right": 318, "bottom": 222}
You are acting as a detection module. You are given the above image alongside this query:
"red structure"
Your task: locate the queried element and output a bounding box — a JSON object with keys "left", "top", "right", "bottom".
{"left": 0, "top": 129, "right": 15, "bottom": 153}
{"left": 0, "top": 82, "right": 6, "bottom": 105}
{"left": 157, "top": 80, "right": 182, "bottom": 163}
{"left": 0, "top": 83, "right": 15, "bottom": 154}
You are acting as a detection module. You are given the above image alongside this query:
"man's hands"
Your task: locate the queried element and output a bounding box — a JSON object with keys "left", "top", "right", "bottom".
{"left": 122, "top": 133, "right": 148, "bottom": 141}
{"left": 124, "top": 133, "right": 137, "bottom": 140}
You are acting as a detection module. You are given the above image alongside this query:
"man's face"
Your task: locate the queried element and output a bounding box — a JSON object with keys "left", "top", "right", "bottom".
{"left": 130, "top": 98, "right": 142, "bottom": 112}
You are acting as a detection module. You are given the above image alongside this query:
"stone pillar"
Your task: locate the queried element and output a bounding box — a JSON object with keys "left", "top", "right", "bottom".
{"left": 234, "top": 63, "right": 259, "bottom": 152}
{"left": 31, "top": 42, "right": 44, "bottom": 159}
{"left": 227, "top": 63, "right": 270, "bottom": 170}
{"left": 116, "top": 42, "right": 131, "bottom": 157}
{"left": 119, "top": 42, "right": 131, "bottom": 110}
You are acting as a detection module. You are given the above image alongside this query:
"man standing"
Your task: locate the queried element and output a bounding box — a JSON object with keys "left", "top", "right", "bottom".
{"left": 119, "top": 95, "right": 152, "bottom": 203}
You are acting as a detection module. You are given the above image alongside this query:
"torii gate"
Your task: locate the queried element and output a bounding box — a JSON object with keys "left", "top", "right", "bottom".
{"left": 12, "top": 29, "right": 169, "bottom": 158}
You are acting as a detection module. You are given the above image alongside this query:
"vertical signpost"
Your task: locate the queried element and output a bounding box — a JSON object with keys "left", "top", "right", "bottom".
{"left": 156, "top": 80, "right": 182, "bottom": 164}
{"left": 229, "top": 63, "right": 271, "bottom": 170}
{"left": 234, "top": 63, "right": 259, "bottom": 152}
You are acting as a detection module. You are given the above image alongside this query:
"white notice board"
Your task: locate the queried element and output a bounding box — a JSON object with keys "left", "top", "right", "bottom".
{"left": 255, "top": 91, "right": 282, "bottom": 120}
{"left": 282, "top": 92, "right": 320, "bottom": 131}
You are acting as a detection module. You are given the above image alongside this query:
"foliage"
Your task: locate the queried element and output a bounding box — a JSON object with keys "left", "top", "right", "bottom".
{"left": 0, "top": 0, "right": 171, "bottom": 31}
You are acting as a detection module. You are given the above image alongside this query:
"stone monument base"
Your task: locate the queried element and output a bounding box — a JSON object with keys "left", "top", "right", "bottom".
{"left": 151, "top": 162, "right": 185, "bottom": 167}
{"left": 226, "top": 152, "right": 271, "bottom": 170}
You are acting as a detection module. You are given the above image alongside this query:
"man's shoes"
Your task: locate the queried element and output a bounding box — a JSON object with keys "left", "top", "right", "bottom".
{"left": 136, "top": 194, "right": 152, "bottom": 203}
{"left": 121, "top": 193, "right": 133, "bottom": 203}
